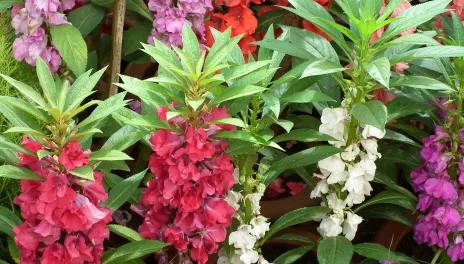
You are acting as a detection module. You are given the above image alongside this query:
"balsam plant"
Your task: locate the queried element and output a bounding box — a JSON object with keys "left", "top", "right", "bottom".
{"left": 0, "top": 59, "right": 167, "bottom": 263}
{"left": 260, "top": 0, "right": 464, "bottom": 262}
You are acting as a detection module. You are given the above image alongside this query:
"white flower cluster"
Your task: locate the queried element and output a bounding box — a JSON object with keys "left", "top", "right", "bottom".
{"left": 219, "top": 187, "right": 272, "bottom": 264}
{"left": 312, "top": 107, "right": 385, "bottom": 240}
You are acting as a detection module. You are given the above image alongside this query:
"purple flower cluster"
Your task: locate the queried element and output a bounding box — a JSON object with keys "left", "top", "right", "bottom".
{"left": 147, "top": 0, "right": 212, "bottom": 47}
{"left": 10, "top": 0, "right": 82, "bottom": 72}
{"left": 412, "top": 125, "right": 464, "bottom": 262}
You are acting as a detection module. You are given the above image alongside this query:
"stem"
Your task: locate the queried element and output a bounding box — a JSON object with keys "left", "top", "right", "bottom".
{"left": 108, "top": 0, "right": 126, "bottom": 97}
{"left": 430, "top": 249, "right": 443, "bottom": 264}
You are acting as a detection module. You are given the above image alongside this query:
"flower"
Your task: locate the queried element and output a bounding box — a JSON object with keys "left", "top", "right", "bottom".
{"left": 229, "top": 225, "right": 257, "bottom": 250}
{"left": 250, "top": 216, "right": 270, "bottom": 238}
{"left": 59, "top": 140, "right": 89, "bottom": 170}
{"left": 343, "top": 212, "right": 363, "bottom": 240}
{"left": 318, "top": 214, "right": 343, "bottom": 237}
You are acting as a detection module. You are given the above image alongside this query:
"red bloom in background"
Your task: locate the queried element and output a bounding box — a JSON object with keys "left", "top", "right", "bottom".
{"left": 59, "top": 141, "right": 90, "bottom": 170}
{"left": 223, "top": 5, "right": 257, "bottom": 36}
{"left": 452, "top": 0, "right": 464, "bottom": 19}
{"left": 302, "top": 20, "right": 331, "bottom": 41}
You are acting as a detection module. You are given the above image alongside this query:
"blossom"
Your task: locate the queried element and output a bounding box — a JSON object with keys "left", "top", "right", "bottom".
{"left": 250, "top": 216, "right": 270, "bottom": 238}
{"left": 13, "top": 137, "right": 111, "bottom": 263}
{"left": 342, "top": 212, "right": 363, "bottom": 240}
{"left": 139, "top": 107, "right": 235, "bottom": 263}
{"left": 318, "top": 214, "right": 343, "bottom": 237}
{"left": 229, "top": 225, "right": 257, "bottom": 250}
{"left": 59, "top": 140, "right": 90, "bottom": 170}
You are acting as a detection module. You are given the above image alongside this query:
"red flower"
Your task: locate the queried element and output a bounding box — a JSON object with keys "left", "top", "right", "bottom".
{"left": 287, "top": 181, "right": 306, "bottom": 196}
{"left": 223, "top": 5, "right": 258, "bottom": 36}
{"left": 58, "top": 141, "right": 89, "bottom": 170}
{"left": 373, "top": 89, "right": 396, "bottom": 104}
{"left": 266, "top": 177, "right": 286, "bottom": 198}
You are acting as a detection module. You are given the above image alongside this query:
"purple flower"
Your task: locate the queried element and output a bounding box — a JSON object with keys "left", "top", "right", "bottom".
{"left": 13, "top": 28, "right": 47, "bottom": 64}
{"left": 448, "top": 236, "right": 464, "bottom": 262}
{"left": 423, "top": 178, "right": 457, "bottom": 201}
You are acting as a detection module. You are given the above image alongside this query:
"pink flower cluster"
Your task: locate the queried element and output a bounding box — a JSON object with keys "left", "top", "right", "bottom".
{"left": 13, "top": 137, "right": 111, "bottom": 264}
{"left": 10, "top": 0, "right": 83, "bottom": 71}
{"left": 139, "top": 107, "right": 236, "bottom": 264}
{"left": 411, "top": 126, "right": 464, "bottom": 262}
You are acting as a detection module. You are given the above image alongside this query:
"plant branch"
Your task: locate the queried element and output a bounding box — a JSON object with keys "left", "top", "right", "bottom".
{"left": 108, "top": 0, "right": 126, "bottom": 97}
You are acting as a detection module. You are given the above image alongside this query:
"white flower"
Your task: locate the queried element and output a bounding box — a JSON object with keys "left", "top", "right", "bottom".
{"left": 226, "top": 191, "right": 243, "bottom": 211}
{"left": 319, "top": 107, "right": 347, "bottom": 144}
{"left": 358, "top": 157, "right": 376, "bottom": 181}
{"left": 343, "top": 212, "right": 363, "bottom": 240}
{"left": 239, "top": 249, "right": 260, "bottom": 264}
{"left": 229, "top": 225, "right": 257, "bottom": 250}
{"left": 345, "top": 192, "right": 365, "bottom": 206}
{"left": 258, "top": 255, "right": 272, "bottom": 264}
{"left": 327, "top": 193, "right": 346, "bottom": 215}
{"left": 317, "top": 214, "right": 343, "bottom": 237}
{"left": 310, "top": 179, "right": 329, "bottom": 198}
{"left": 360, "top": 139, "right": 380, "bottom": 159}
{"left": 341, "top": 144, "right": 360, "bottom": 161}
{"left": 318, "top": 155, "right": 347, "bottom": 184}
{"left": 250, "top": 216, "right": 270, "bottom": 238}
{"left": 362, "top": 125, "right": 385, "bottom": 139}
{"left": 246, "top": 193, "right": 263, "bottom": 214}
{"left": 233, "top": 167, "right": 240, "bottom": 182}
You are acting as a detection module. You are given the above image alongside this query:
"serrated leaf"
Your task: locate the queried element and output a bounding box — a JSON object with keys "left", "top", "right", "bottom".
{"left": 317, "top": 236, "right": 353, "bottom": 264}
{"left": 108, "top": 224, "right": 143, "bottom": 241}
{"left": 0, "top": 135, "right": 32, "bottom": 155}
{"left": 68, "top": 4, "right": 105, "bottom": 37}
{"left": 273, "top": 129, "right": 335, "bottom": 143}
{"left": 281, "top": 90, "right": 334, "bottom": 104}
{"left": 262, "top": 206, "right": 330, "bottom": 242}
{"left": 50, "top": 24, "right": 88, "bottom": 76}
{"left": 211, "top": 85, "right": 267, "bottom": 104}
{"left": 301, "top": 60, "right": 345, "bottom": 78}
{"left": 0, "top": 74, "right": 46, "bottom": 107}
{"left": 352, "top": 100, "right": 388, "bottom": 131}
{"left": 213, "top": 118, "right": 246, "bottom": 128}
{"left": 91, "top": 149, "right": 133, "bottom": 161}
{"left": 70, "top": 166, "right": 94, "bottom": 180}
{"left": 102, "top": 240, "right": 166, "bottom": 264}
{"left": 78, "top": 92, "right": 127, "bottom": 128}
{"left": 104, "top": 170, "right": 147, "bottom": 211}
{"left": 391, "top": 75, "right": 451, "bottom": 91}
{"left": 366, "top": 57, "right": 390, "bottom": 88}
{"left": 36, "top": 58, "right": 57, "bottom": 107}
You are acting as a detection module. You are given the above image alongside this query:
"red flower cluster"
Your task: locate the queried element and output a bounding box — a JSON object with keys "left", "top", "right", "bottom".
{"left": 13, "top": 137, "right": 111, "bottom": 264}
{"left": 139, "top": 107, "right": 236, "bottom": 264}
{"left": 206, "top": 0, "right": 332, "bottom": 57}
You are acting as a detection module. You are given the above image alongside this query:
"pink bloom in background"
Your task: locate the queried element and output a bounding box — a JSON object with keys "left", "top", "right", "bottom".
{"left": 139, "top": 107, "right": 236, "bottom": 264}
{"left": 412, "top": 125, "right": 464, "bottom": 261}
{"left": 10, "top": 0, "right": 81, "bottom": 71}
{"left": 13, "top": 137, "right": 111, "bottom": 264}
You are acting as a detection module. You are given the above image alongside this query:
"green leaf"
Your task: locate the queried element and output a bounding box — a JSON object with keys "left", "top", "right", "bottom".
{"left": 274, "top": 246, "right": 312, "bottom": 264}
{"left": 50, "top": 24, "right": 88, "bottom": 76}
{"left": 262, "top": 206, "right": 330, "bottom": 242}
{"left": 366, "top": 57, "right": 390, "bottom": 88}
{"left": 101, "top": 125, "right": 149, "bottom": 152}
{"left": 211, "top": 85, "right": 267, "bottom": 104}
{"left": 102, "top": 240, "right": 166, "bottom": 264}
{"left": 104, "top": 170, "right": 147, "bottom": 211}
{"left": 273, "top": 119, "right": 294, "bottom": 133}
{"left": 204, "top": 29, "right": 241, "bottom": 73}
{"left": 127, "top": 0, "right": 153, "bottom": 21}
{"left": 359, "top": 204, "right": 413, "bottom": 227}
{"left": 182, "top": 26, "right": 201, "bottom": 65}
{"left": 273, "top": 129, "right": 335, "bottom": 143}
{"left": 108, "top": 224, "right": 143, "bottom": 241}
{"left": 112, "top": 109, "right": 171, "bottom": 130}
{"left": 387, "top": 96, "right": 433, "bottom": 121}
{"left": 374, "top": 173, "right": 417, "bottom": 201}
{"left": 78, "top": 92, "right": 127, "bottom": 128}
{"left": 391, "top": 45, "right": 464, "bottom": 63}
{"left": 7, "top": 237, "right": 19, "bottom": 263}
{"left": 281, "top": 90, "right": 334, "bottom": 104}
{"left": 300, "top": 60, "right": 345, "bottom": 78}
{"left": 69, "top": 166, "right": 94, "bottom": 181}
{"left": 215, "top": 130, "right": 283, "bottom": 150}
{"left": 262, "top": 92, "right": 280, "bottom": 118}
{"left": 0, "top": 96, "right": 48, "bottom": 122}
{"left": 275, "top": 234, "right": 315, "bottom": 245}
{"left": 352, "top": 100, "right": 388, "bottom": 131}
{"left": 223, "top": 60, "right": 272, "bottom": 81}
{"left": 317, "top": 236, "right": 353, "bottom": 264}
{"left": 0, "top": 165, "right": 41, "bottom": 180}
{"left": 354, "top": 243, "right": 418, "bottom": 264}
{"left": 213, "top": 118, "right": 246, "bottom": 128}
{"left": 0, "top": 135, "right": 32, "bottom": 155}
{"left": 0, "top": 74, "right": 46, "bottom": 107}
{"left": 0, "top": 0, "right": 22, "bottom": 11}
{"left": 380, "top": 0, "right": 451, "bottom": 43}
{"left": 391, "top": 75, "right": 452, "bottom": 91}
{"left": 4, "top": 126, "right": 44, "bottom": 136}
{"left": 354, "top": 190, "right": 416, "bottom": 213}
{"left": 122, "top": 24, "right": 152, "bottom": 57}
{"left": 36, "top": 58, "right": 57, "bottom": 106}
{"left": 65, "top": 67, "right": 107, "bottom": 111}
{"left": 384, "top": 129, "right": 420, "bottom": 147}
{"left": 0, "top": 206, "right": 22, "bottom": 237}
{"left": 265, "top": 146, "right": 341, "bottom": 186}
{"left": 68, "top": 4, "right": 106, "bottom": 37}
{"left": 91, "top": 149, "right": 133, "bottom": 161}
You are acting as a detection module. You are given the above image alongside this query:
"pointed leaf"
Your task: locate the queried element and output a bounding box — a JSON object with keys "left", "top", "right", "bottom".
{"left": 90, "top": 149, "right": 133, "bottom": 161}
{"left": 0, "top": 74, "right": 46, "bottom": 107}
{"left": 352, "top": 100, "right": 388, "bottom": 131}
{"left": 354, "top": 243, "right": 418, "bottom": 264}
{"left": 274, "top": 246, "right": 312, "bottom": 264}
{"left": 211, "top": 85, "right": 267, "bottom": 104}
{"left": 354, "top": 190, "right": 416, "bottom": 213}
{"left": 0, "top": 165, "right": 41, "bottom": 180}
{"left": 366, "top": 57, "right": 390, "bottom": 88}
{"left": 105, "top": 170, "right": 147, "bottom": 211}
{"left": 317, "top": 236, "right": 353, "bottom": 264}
{"left": 69, "top": 166, "right": 94, "bottom": 180}
{"left": 102, "top": 240, "right": 166, "bottom": 264}
{"left": 108, "top": 224, "right": 143, "bottom": 241}
{"left": 301, "top": 60, "right": 345, "bottom": 78}
{"left": 50, "top": 24, "right": 88, "bottom": 76}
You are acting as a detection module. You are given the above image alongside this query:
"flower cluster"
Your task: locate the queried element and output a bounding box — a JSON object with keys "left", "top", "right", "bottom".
{"left": 311, "top": 107, "right": 385, "bottom": 240}
{"left": 13, "top": 137, "right": 111, "bottom": 263}
{"left": 218, "top": 186, "right": 271, "bottom": 264}
{"left": 147, "top": 0, "right": 213, "bottom": 47}
{"left": 10, "top": 0, "right": 82, "bottom": 71}
{"left": 139, "top": 107, "right": 236, "bottom": 264}
{"left": 412, "top": 125, "right": 464, "bottom": 262}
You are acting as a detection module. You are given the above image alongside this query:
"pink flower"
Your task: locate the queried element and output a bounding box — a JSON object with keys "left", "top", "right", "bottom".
{"left": 164, "top": 227, "right": 189, "bottom": 251}
{"left": 424, "top": 178, "right": 457, "bottom": 201}
{"left": 370, "top": 0, "right": 414, "bottom": 43}
{"left": 59, "top": 141, "right": 89, "bottom": 170}
{"left": 41, "top": 244, "right": 65, "bottom": 264}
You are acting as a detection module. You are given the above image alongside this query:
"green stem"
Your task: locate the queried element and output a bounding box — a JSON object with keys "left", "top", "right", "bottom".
{"left": 430, "top": 249, "right": 443, "bottom": 264}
